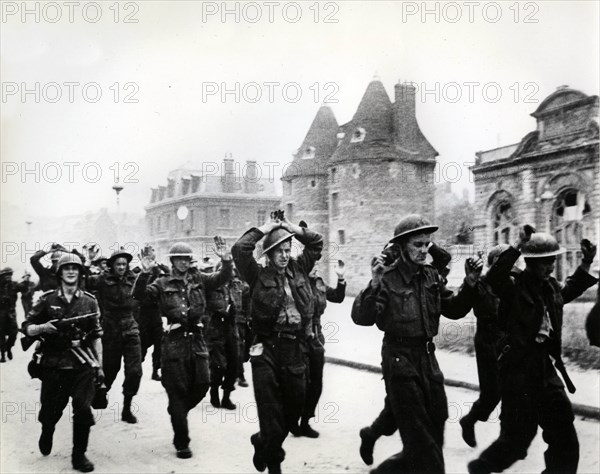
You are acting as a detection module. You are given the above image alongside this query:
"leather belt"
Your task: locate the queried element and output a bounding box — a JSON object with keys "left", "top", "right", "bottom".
{"left": 166, "top": 322, "right": 203, "bottom": 336}
{"left": 275, "top": 331, "right": 297, "bottom": 340}
{"left": 386, "top": 335, "right": 436, "bottom": 354}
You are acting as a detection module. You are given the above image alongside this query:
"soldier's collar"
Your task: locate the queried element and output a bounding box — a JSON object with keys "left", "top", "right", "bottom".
{"left": 395, "top": 253, "right": 422, "bottom": 284}
{"left": 58, "top": 286, "right": 81, "bottom": 299}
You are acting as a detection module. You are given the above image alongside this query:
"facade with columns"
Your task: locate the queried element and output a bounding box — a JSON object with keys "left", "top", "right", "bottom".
{"left": 283, "top": 79, "right": 438, "bottom": 293}
{"left": 145, "top": 158, "right": 281, "bottom": 262}
{"left": 471, "top": 86, "right": 599, "bottom": 281}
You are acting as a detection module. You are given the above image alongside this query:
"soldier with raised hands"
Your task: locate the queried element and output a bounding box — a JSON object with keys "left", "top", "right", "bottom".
{"left": 354, "top": 214, "right": 482, "bottom": 474}
{"left": 232, "top": 210, "right": 323, "bottom": 474}
{"left": 133, "top": 238, "right": 233, "bottom": 460}
{"left": 22, "top": 253, "right": 103, "bottom": 472}
{"left": 468, "top": 227, "right": 598, "bottom": 474}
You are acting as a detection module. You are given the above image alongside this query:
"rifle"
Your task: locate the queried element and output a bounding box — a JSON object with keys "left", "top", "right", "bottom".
{"left": 20, "top": 312, "right": 100, "bottom": 351}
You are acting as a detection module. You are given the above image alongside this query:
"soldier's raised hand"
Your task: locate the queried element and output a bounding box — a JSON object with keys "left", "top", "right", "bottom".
{"left": 138, "top": 251, "right": 156, "bottom": 273}
{"left": 371, "top": 254, "right": 386, "bottom": 289}
{"left": 214, "top": 236, "right": 232, "bottom": 261}
{"left": 464, "top": 255, "right": 484, "bottom": 287}
{"left": 581, "top": 238, "right": 597, "bottom": 264}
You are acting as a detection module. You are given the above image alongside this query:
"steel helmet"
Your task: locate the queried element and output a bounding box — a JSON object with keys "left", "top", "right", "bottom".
{"left": 0, "top": 267, "right": 14, "bottom": 276}
{"left": 520, "top": 233, "right": 565, "bottom": 258}
{"left": 167, "top": 242, "right": 194, "bottom": 258}
{"left": 56, "top": 253, "right": 84, "bottom": 273}
{"left": 487, "top": 244, "right": 510, "bottom": 266}
{"left": 92, "top": 256, "right": 108, "bottom": 266}
{"left": 107, "top": 249, "right": 133, "bottom": 267}
{"left": 390, "top": 214, "right": 438, "bottom": 244}
{"left": 262, "top": 228, "right": 294, "bottom": 255}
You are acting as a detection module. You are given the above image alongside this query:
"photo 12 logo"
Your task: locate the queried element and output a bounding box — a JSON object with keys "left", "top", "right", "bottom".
{"left": 1, "top": 161, "right": 139, "bottom": 184}
{"left": 400, "top": 1, "right": 540, "bottom": 24}
{"left": 200, "top": 1, "right": 340, "bottom": 24}
{"left": 1, "top": 1, "right": 140, "bottom": 24}
{"left": 201, "top": 81, "right": 339, "bottom": 104}
{"left": 2, "top": 82, "right": 140, "bottom": 104}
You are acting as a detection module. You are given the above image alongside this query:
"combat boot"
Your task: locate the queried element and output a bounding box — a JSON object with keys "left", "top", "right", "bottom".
{"left": 210, "top": 386, "right": 220, "bottom": 408}
{"left": 250, "top": 433, "right": 267, "bottom": 472}
{"left": 0, "top": 351, "right": 5, "bottom": 363}
{"left": 38, "top": 426, "right": 54, "bottom": 456}
{"left": 237, "top": 376, "right": 248, "bottom": 387}
{"left": 221, "top": 390, "right": 236, "bottom": 410}
{"left": 7, "top": 348, "right": 13, "bottom": 360}
{"left": 359, "top": 426, "right": 377, "bottom": 466}
{"left": 267, "top": 463, "right": 281, "bottom": 474}
{"left": 467, "top": 459, "right": 493, "bottom": 474}
{"left": 121, "top": 395, "right": 138, "bottom": 424}
{"left": 72, "top": 424, "right": 94, "bottom": 472}
{"left": 460, "top": 414, "right": 477, "bottom": 447}
{"left": 299, "top": 417, "right": 319, "bottom": 438}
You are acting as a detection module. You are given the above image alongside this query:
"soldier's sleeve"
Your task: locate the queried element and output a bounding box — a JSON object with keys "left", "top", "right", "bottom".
{"left": 560, "top": 267, "right": 598, "bottom": 304}
{"left": 295, "top": 227, "right": 324, "bottom": 275}
{"left": 203, "top": 259, "right": 234, "bottom": 291}
{"left": 88, "top": 298, "right": 103, "bottom": 339}
{"left": 232, "top": 228, "right": 263, "bottom": 288}
{"left": 326, "top": 280, "right": 346, "bottom": 304}
{"left": 439, "top": 276, "right": 477, "bottom": 320}
{"left": 21, "top": 291, "right": 50, "bottom": 332}
{"left": 132, "top": 272, "right": 161, "bottom": 302}
{"left": 242, "top": 283, "right": 252, "bottom": 322}
{"left": 352, "top": 280, "right": 389, "bottom": 327}
{"left": 29, "top": 250, "right": 47, "bottom": 278}
{"left": 429, "top": 243, "right": 452, "bottom": 273}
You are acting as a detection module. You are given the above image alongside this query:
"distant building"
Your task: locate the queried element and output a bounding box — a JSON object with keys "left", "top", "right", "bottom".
{"left": 284, "top": 78, "right": 438, "bottom": 293}
{"left": 145, "top": 158, "right": 281, "bottom": 261}
{"left": 471, "top": 86, "right": 599, "bottom": 280}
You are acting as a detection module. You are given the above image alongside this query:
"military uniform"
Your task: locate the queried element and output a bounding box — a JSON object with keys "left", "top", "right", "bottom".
{"left": 22, "top": 287, "right": 102, "bottom": 469}
{"left": 232, "top": 226, "right": 322, "bottom": 471}
{"left": 356, "top": 251, "right": 476, "bottom": 473}
{"left": 0, "top": 273, "right": 29, "bottom": 361}
{"left": 30, "top": 250, "right": 61, "bottom": 291}
{"left": 86, "top": 270, "right": 142, "bottom": 413}
{"left": 470, "top": 246, "right": 598, "bottom": 474}
{"left": 302, "top": 276, "right": 345, "bottom": 427}
{"left": 133, "top": 262, "right": 233, "bottom": 453}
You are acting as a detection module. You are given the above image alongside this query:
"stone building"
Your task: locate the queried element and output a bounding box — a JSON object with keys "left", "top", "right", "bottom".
{"left": 283, "top": 79, "right": 439, "bottom": 293}
{"left": 145, "top": 158, "right": 280, "bottom": 262}
{"left": 471, "top": 86, "right": 599, "bottom": 281}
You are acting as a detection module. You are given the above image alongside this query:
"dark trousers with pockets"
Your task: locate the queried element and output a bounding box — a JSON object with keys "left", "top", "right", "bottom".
{"left": 102, "top": 316, "right": 142, "bottom": 397}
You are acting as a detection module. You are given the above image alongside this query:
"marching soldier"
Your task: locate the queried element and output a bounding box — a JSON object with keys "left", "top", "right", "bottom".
{"left": 354, "top": 214, "right": 482, "bottom": 474}
{"left": 234, "top": 268, "right": 252, "bottom": 387}
{"left": 232, "top": 211, "right": 323, "bottom": 474}
{"left": 468, "top": 229, "right": 598, "bottom": 474}
{"left": 22, "top": 253, "right": 103, "bottom": 472}
{"left": 85, "top": 249, "right": 142, "bottom": 424}
{"left": 133, "top": 239, "right": 233, "bottom": 459}
{"left": 20, "top": 271, "right": 38, "bottom": 314}
{"left": 0, "top": 267, "right": 29, "bottom": 362}
{"left": 459, "top": 244, "right": 511, "bottom": 447}
{"left": 205, "top": 261, "right": 238, "bottom": 409}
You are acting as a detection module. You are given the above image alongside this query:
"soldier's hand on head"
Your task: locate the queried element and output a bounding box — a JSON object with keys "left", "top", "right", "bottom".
{"left": 581, "top": 238, "right": 597, "bottom": 264}
{"left": 515, "top": 224, "right": 536, "bottom": 249}
{"left": 464, "top": 255, "right": 484, "bottom": 287}
{"left": 335, "top": 260, "right": 346, "bottom": 279}
{"left": 371, "top": 255, "right": 386, "bottom": 289}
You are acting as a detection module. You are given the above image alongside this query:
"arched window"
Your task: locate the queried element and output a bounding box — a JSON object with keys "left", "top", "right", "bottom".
{"left": 492, "top": 201, "right": 514, "bottom": 245}
{"left": 552, "top": 188, "right": 592, "bottom": 280}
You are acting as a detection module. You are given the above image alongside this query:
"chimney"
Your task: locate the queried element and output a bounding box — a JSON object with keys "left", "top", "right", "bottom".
{"left": 222, "top": 155, "right": 237, "bottom": 192}
{"left": 394, "top": 81, "right": 418, "bottom": 148}
{"left": 244, "top": 160, "right": 259, "bottom": 194}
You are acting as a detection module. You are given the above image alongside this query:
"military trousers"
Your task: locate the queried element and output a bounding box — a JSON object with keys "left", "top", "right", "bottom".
{"left": 39, "top": 366, "right": 96, "bottom": 428}
{"left": 477, "top": 349, "right": 579, "bottom": 473}
{"left": 250, "top": 335, "right": 307, "bottom": 466}
{"left": 372, "top": 339, "right": 448, "bottom": 474}
{"left": 467, "top": 327, "right": 501, "bottom": 421}
{"left": 161, "top": 329, "right": 210, "bottom": 450}
{"left": 0, "top": 311, "right": 18, "bottom": 353}
{"left": 101, "top": 316, "right": 142, "bottom": 397}
{"left": 303, "top": 331, "right": 326, "bottom": 419}
{"left": 206, "top": 322, "right": 239, "bottom": 391}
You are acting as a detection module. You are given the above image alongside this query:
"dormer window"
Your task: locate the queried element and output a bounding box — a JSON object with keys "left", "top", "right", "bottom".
{"left": 351, "top": 127, "right": 366, "bottom": 143}
{"left": 303, "top": 146, "right": 316, "bottom": 159}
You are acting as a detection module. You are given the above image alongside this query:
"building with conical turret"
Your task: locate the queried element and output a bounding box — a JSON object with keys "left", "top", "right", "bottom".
{"left": 283, "top": 79, "right": 439, "bottom": 292}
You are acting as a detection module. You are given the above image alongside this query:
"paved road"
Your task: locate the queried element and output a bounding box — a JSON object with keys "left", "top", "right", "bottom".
{"left": 1, "top": 351, "right": 599, "bottom": 473}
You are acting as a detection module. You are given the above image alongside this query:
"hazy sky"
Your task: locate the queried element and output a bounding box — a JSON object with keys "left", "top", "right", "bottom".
{"left": 2, "top": 0, "right": 599, "bottom": 223}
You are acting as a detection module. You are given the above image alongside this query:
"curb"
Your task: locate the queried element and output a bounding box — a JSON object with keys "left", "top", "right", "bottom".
{"left": 325, "top": 356, "right": 600, "bottom": 421}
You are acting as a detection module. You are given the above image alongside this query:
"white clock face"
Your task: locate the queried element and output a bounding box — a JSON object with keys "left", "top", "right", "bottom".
{"left": 177, "top": 205, "right": 189, "bottom": 221}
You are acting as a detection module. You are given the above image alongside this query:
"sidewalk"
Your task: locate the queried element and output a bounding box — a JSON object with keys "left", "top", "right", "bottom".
{"left": 321, "top": 297, "right": 600, "bottom": 414}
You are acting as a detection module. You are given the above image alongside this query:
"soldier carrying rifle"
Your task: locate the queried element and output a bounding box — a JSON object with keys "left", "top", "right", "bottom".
{"left": 22, "top": 253, "right": 103, "bottom": 473}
